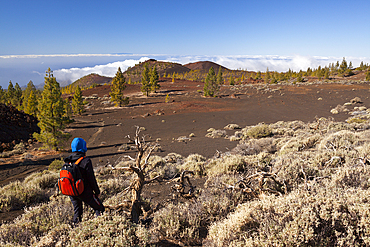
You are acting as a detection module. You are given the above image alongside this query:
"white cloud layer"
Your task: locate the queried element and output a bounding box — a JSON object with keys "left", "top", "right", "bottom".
{"left": 2, "top": 54, "right": 369, "bottom": 88}
{"left": 53, "top": 54, "right": 370, "bottom": 85}
{"left": 53, "top": 57, "right": 150, "bottom": 86}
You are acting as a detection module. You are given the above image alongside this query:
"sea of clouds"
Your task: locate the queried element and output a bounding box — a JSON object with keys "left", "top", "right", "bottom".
{"left": 0, "top": 54, "right": 369, "bottom": 88}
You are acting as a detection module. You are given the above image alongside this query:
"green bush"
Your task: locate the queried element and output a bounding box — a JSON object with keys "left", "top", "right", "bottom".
{"left": 48, "top": 158, "right": 64, "bottom": 171}
{"left": 246, "top": 124, "right": 272, "bottom": 138}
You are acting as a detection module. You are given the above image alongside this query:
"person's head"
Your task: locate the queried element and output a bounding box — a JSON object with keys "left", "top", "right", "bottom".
{"left": 71, "top": 137, "right": 87, "bottom": 153}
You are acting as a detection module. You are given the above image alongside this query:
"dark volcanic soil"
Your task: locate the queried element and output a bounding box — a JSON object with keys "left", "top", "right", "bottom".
{"left": 69, "top": 80, "right": 370, "bottom": 168}
{"left": 3, "top": 79, "right": 370, "bottom": 175}
{"left": 0, "top": 104, "right": 39, "bottom": 152}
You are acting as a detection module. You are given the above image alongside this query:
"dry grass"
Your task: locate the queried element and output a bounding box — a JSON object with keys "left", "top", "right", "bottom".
{"left": 3, "top": 117, "right": 370, "bottom": 246}
{"left": 0, "top": 170, "right": 58, "bottom": 212}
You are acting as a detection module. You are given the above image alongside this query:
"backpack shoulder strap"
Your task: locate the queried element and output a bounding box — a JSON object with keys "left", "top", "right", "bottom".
{"left": 75, "top": 156, "right": 85, "bottom": 165}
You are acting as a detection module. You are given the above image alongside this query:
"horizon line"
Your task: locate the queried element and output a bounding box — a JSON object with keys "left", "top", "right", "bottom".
{"left": 1, "top": 53, "right": 365, "bottom": 60}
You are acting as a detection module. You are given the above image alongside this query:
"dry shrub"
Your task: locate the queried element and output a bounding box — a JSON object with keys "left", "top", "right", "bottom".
{"left": 327, "top": 122, "right": 356, "bottom": 132}
{"left": 205, "top": 154, "right": 247, "bottom": 176}
{"left": 151, "top": 202, "right": 206, "bottom": 246}
{"left": 179, "top": 154, "right": 206, "bottom": 176}
{"left": 205, "top": 187, "right": 370, "bottom": 246}
{"left": 272, "top": 151, "right": 321, "bottom": 190}
{"left": 0, "top": 198, "right": 72, "bottom": 246}
{"left": 146, "top": 155, "right": 178, "bottom": 179}
{"left": 48, "top": 158, "right": 64, "bottom": 171}
{"left": 328, "top": 165, "right": 370, "bottom": 190}
{"left": 228, "top": 131, "right": 244, "bottom": 141}
{"left": 233, "top": 137, "right": 276, "bottom": 155}
{"left": 23, "top": 170, "right": 59, "bottom": 190}
{"left": 224, "top": 124, "right": 241, "bottom": 130}
{"left": 245, "top": 124, "right": 272, "bottom": 139}
{"left": 317, "top": 130, "right": 360, "bottom": 151}
{"left": 0, "top": 171, "right": 58, "bottom": 212}
{"left": 347, "top": 117, "right": 368, "bottom": 124}
{"left": 205, "top": 129, "right": 227, "bottom": 139}
{"left": 66, "top": 215, "right": 149, "bottom": 246}
{"left": 98, "top": 176, "right": 131, "bottom": 201}
{"left": 276, "top": 133, "right": 320, "bottom": 155}
{"left": 164, "top": 152, "right": 184, "bottom": 164}
{"left": 333, "top": 104, "right": 349, "bottom": 113}
{"left": 151, "top": 177, "right": 248, "bottom": 246}
{"left": 1, "top": 197, "right": 150, "bottom": 246}
{"left": 0, "top": 142, "right": 26, "bottom": 158}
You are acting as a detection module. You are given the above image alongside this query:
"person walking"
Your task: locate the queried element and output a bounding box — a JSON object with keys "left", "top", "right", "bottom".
{"left": 64, "top": 137, "right": 105, "bottom": 224}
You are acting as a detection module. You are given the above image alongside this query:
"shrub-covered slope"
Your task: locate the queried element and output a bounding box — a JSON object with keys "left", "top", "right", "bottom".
{"left": 2, "top": 117, "right": 370, "bottom": 246}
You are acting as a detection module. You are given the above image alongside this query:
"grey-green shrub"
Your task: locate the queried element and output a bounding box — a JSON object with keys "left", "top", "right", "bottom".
{"left": 0, "top": 170, "right": 58, "bottom": 212}
{"left": 246, "top": 124, "right": 272, "bottom": 138}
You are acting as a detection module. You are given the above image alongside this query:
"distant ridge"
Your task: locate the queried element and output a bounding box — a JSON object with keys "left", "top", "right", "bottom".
{"left": 184, "top": 61, "right": 230, "bottom": 73}
{"left": 72, "top": 73, "right": 112, "bottom": 87}
{"left": 70, "top": 60, "right": 232, "bottom": 86}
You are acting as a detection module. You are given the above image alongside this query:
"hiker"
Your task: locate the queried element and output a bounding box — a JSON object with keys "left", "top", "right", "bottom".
{"left": 64, "top": 137, "right": 105, "bottom": 224}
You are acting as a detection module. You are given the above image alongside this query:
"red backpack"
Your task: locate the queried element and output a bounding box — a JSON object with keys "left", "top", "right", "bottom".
{"left": 58, "top": 157, "right": 85, "bottom": 196}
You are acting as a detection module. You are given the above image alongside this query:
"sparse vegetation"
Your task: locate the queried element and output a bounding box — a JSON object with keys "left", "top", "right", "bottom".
{"left": 3, "top": 117, "right": 370, "bottom": 246}
{"left": 3, "top": 59, "right": 370, "bottom": 246}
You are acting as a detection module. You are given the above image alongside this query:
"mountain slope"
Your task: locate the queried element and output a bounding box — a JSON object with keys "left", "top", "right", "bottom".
{"left": 184, "top": 61, "right": 230, "bottom": 73}
{"left": 72, "top": 73, "right": 112, "bottom": 88}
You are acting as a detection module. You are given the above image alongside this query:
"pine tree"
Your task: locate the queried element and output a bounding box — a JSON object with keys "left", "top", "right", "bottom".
{"left": 25, "top": 90, "right": 38, "bottom": 116}
{"left": 64, "top": 98, "right": 72, "bottom": 119}
{"left": 13, "top": 83, "right": 22, "bottom": 110}
{"left": 6, "top": 81, "right": 15, "bottom": 105}
{"left": 217, "top": 66, "right": 223, "bottom": 85}
{"left": 316, "top": 66, "right": 323, "bottom": 80}
{"left": 72, "top": 85, "right": 85, "bottom": 115}
{"left": 22, "top": 81, "right": 36, "bottom": 111}
{"left": 265, "top": 68, "right": 270, "bottom": 83}
{"left": 203, "top": 67, "right": 219, "bottom": 97}
{"left": 256, "top": 71, "right": 262, "bottom": 80}
{"left": 296, "top": 72, "right": 304, "bottom": 83}
{"left": 110, "top": 67, "right": 129, "bottom": 106}
{"left": 0, "top": 86, "right": 4, "bottom": 104}
{"left": 33, "top": 68, "right": 71, "bottom": 150}
{"left": 229, "top": 76, "right": 235, "bottom": 85}
{"left": 141, "top": 64, "right": 152, "bottom": 96}
{"left": 324, "top": 69, "right": 329, "bottom": 80}
{"left": 366, "top": 70, "right": 370, "bottom": 82}
{"left": 150, "top": 66, "right": 160, "bottom": 92}
{"left": 339, "top": 57, "right": 348, "bottom": 77}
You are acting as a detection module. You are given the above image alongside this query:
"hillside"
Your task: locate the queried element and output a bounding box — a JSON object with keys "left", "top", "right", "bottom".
{"left": 0, "top": 104, "right": 39, "bottom": 152}
{"left": 124, "top": 59, "right": 191, "bottom": 83}
{"left": 72, "top": 73, "right": 112, "bottom": 88}
{"left": 184, "top": 61, "right": 230, "bottom": 73}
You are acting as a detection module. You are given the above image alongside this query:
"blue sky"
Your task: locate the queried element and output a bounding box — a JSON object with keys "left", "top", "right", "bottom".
{"left": 1, "top": 0, "right": 370, "bottom": 87}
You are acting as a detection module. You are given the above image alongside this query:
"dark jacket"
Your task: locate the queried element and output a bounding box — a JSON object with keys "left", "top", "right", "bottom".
{"left": 64, "top": 151, "right": 100, "bottom": 196}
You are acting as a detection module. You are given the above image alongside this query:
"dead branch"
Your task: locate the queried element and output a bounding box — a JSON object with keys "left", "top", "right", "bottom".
{"left": 224, "top": 171, "right": 287, "bottom": 197}
{"left": 108, "top": 126, "right": 161, "bottom": 223}
{"left": 105, "top": 201, "right": 131, "bottom": 210}
{"left": 171, "top": 171, "right": 196, "bottom": 198}
{"left": 145, "top": 175, "right": 162, "bottom": 184}
{"left": 301, "top": 165, "right": 309, "bottom": 191}
{"left": 324, "top": 156, "right": 343, "bottom": 168}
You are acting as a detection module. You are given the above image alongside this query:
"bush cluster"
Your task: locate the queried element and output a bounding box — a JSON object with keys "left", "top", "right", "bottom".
{"left": 3, "top": 117, "right": 370, "bottom": 246}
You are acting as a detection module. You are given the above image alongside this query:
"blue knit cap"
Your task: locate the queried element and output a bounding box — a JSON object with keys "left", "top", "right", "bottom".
{"left": 71, "top": 137, "right": 87, "bottom": 153}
